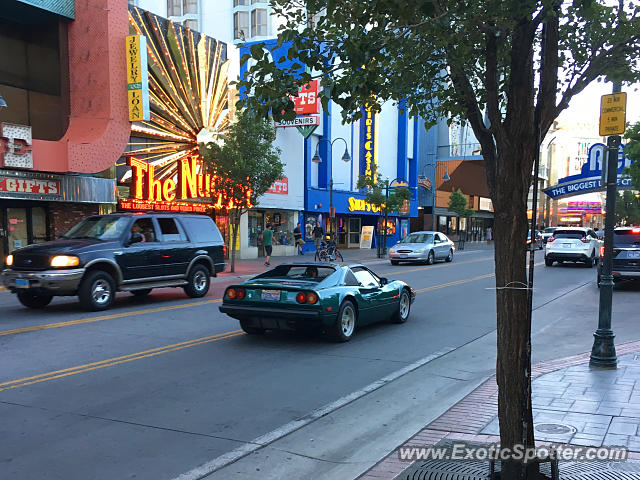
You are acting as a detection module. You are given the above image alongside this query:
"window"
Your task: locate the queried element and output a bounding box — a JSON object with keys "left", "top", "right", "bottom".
{"left": 351, "top": 268, "right": 380, "bottom": 288}
{"left": 183, "top": 0, "right": 198, "bottom": 14}
{"left": 553, "top": 230, "right": 586, "bottom": 240}
{"left": 63, "top": 216, "right": 129, "bottom": 241}
{"left": 183, "top": 18, "right": 198, "bottom": 30}
{"left": 400, "top": 233, "right": 433, "bottom": 244}
{"left": 158, "top": 218, "right": 186, "bottom": 242}
{"left": 131, "top": 218, "right": 157, "bottom": 242}
{"left": 613, "top": 230, "right": 640, "bottom": 246}
{"left": 167, "top": 0, "right": 181, "bottom": 16}
{"left": 257, "top": 265, "right": 336, "bottom": 282}
{"left": 179, "top": 217, "right": 223, "bottom": 243}
{"left": 234, "top": 11, "right": 249, "bottom": 39}
{"left": 234, "top": 0, "right": 249, "bottom": 5}
{"left": 344, "top": 270, "right": 359, "bottom": 286}
{"left": 251, "top": 8, "right": 268, "bottom": 36}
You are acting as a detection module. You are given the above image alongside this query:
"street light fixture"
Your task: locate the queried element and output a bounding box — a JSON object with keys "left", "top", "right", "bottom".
{"left": 312, "top": 137, "right": 351, "bottom": 242}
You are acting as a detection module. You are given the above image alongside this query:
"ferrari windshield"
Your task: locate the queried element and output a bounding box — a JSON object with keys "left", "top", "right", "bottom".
{"left": 400, "top": 233, "right": 433, "bottom": 244}
{"left": 62, "top": 216, "right": 129, "bottom": 241}
{"left": 257, "top": 265, "right": 336, "bottom": 282}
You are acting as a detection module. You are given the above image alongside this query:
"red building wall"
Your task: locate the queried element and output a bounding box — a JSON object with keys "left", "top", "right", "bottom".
{"left": 31, "top": 0, "right": 131, "bottom": 174}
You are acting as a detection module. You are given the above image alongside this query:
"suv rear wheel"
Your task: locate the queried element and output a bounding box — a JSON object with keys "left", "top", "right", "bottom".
{"left": 184, "top": 264, "right": 210, "bottom": 298}
{"left": 17, "top": 292, "right": 53, "bottom": 309}
{"left": 79, "top": 270, "right": 116, "bottom": 311}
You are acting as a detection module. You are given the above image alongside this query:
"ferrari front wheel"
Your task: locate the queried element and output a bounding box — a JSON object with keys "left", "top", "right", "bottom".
{"left": 330, "top": 300, "right": 357, "bottom": 342}
{"left": 392, "top": 289, "right": 411, "bottom": 323}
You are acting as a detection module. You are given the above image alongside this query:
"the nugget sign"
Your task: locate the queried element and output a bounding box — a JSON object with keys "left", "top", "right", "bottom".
{"left": 0, "top": 176, "right": 60, "bottom": 195}
{"left": 128, "top": 157, "right": 211, "bottom": 202}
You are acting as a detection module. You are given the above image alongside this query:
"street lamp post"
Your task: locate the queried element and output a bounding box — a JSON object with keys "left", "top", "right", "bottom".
{"left": 312, "top": 137, "right": 351, "bottom": 243}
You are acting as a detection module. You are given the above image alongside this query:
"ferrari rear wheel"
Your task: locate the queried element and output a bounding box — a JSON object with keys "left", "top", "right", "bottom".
{"left": 330, "top": 300, "right": 357, "bottom": 342}
{"left": 240, "top": 319, "right": 265, "bottom": 335}
{"left": 392, "top": 289, "right": 411, "bottom": 323}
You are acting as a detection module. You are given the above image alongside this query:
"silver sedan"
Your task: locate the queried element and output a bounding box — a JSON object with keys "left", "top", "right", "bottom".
{"left": 388, "top": 231, "right": 455, "bottom": 265}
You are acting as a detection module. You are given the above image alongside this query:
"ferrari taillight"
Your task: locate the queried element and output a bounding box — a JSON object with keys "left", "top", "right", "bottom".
{"left": 296, "top": 292, "right": 307, "bottom": 304}
{"left": 306, "top": 292, "right": 318, "bottom": 304}
{"left": 226, "top": 288, "right": 237, "bottom": 299}
{"left": 236, "top": 288, "right": 246, "bottom": 300}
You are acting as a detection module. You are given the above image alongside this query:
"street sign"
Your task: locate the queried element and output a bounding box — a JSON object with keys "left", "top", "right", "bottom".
{"left": 274, "top": 116, "right": 319, "bottom": 128}
{"left": 599, "top": 92, "right": 627, "bottom": 136}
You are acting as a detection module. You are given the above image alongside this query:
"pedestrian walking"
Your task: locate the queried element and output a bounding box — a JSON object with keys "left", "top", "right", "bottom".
{"left": 293, "top": 222, "right": 304, "bottom": 255}
{"left": 486, "top": 226, "right": 492, "bottom": 244}
{"left": 313, "top": 223, "right": 324, "bottom": 250}
{"left": 262, "top": 224, "right": 273, "bottom": 266}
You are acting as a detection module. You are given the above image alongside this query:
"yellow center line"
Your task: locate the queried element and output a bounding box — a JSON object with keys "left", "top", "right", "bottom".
{"left": 0, "top": 330, "right": 244, "bottom": 392}
{"left": 0, "top": 298, "right": 222, "bottom": 337}
{"left": 384, "top": 256, "right": 492, "bottom": 275}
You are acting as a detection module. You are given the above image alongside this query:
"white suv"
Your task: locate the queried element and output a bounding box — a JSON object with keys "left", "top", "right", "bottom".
{"left": 545, "top": 227, "right": 601, "bottom": 267}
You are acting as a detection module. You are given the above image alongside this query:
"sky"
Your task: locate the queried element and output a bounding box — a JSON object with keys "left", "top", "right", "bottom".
{"left": 564, "top": 81, "right": 640, "bottom": 127}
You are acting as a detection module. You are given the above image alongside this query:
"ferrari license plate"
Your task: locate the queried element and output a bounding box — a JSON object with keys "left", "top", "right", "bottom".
{"left": 15, "top": 278, "right": 29, "bottom": 288}
{"left": 261, "top": 289, "right": 281, "bottom": 301}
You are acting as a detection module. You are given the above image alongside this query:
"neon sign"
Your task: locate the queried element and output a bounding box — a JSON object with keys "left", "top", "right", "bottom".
{"left": 348, "top": 197, "right": 381, "bottom": 213}
{"left": 359, "top": 105, "right": 378, "bottom": 179}
{"left": 128, "top": 157, "right": 211, "bottom": 202}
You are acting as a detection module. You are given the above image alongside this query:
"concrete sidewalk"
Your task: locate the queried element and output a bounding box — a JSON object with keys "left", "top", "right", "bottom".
{"left": 360, "top": 342, "right": 640, "bottom": 480}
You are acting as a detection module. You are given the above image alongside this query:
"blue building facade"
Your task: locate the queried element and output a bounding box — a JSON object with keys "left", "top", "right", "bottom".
{"left": 240, "top": 40, "right": 420, "bottom": 252}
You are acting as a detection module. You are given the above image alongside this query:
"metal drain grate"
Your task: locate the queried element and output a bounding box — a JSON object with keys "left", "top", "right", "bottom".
{"left": 534, "top": 423, "right": 576, "bottom": 435}
{"left": 399, "top": 460, "right": 640, "bottom": 480}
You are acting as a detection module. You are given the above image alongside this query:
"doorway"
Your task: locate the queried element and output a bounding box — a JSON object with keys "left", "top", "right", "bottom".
{"left": 348, "top": 217, "right": 361, "bottom": 247}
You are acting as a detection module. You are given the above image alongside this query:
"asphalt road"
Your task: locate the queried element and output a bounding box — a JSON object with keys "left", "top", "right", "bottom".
{"left": 1, "top": 249, "right": 638, "bottom": 480}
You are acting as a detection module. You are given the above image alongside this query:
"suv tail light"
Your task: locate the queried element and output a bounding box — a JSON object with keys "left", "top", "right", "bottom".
{"left": 223, "top": 244, "right": 227, "bottom": 257}
{"left": 632, "top": 228, "right": 640, "bottom": 234}
{"left": 547, "top": 237, "right": 555, "bottom": 243}
{"left": 580, "top": 237, "right": 590, "bottom": 243}
{"left": 600, "top": 246, "right": 605, "bottom": 257}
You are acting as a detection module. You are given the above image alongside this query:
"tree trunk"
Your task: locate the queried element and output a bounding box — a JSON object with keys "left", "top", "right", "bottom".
{"left": 230, "top": 210, "right": 239, "bottom": 273}
{"left": 491, "top": 144, "right": 539, "bottom": 479}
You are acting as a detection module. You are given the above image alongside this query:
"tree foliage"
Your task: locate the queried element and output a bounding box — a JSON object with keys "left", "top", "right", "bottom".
{"left": 237, "top": 2, "right": 639, "bottom": 477}
{"left": 448, "top": 189, "right": 474, "bottom": 218}
{"left": 616, "top": 190, "right": 640, "bottom": 225}
{"left": 624, "top": 121, "right": 640, "bottom": 191}
{"left": 356, "top": 174, "right": 411, "bottom": 215}
{"left": 201, "top": 109, "right": 283, "bottom": 272}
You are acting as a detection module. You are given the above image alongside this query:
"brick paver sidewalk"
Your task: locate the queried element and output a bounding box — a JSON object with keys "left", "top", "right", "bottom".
{"left": 360, "top": 340, "right": 640, "bottom": 480}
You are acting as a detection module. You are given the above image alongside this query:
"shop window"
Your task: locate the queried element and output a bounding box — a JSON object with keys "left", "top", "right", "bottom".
{"left": 234, "top": 11, "right": 250, "bottom": 39}
{"left": 265, "top": 211, "right": 294, "bottom": 246}
{"left": 7, "top": 208, "right": 27, "bottom": 252}
{"left": 32, "top": 207, "right": 47, "bottom": 243}
{"left": 251, "top": 8, "right": 268, "bottom": 37}
{"left": 304, "top": 215, "right": 319, "bottom": 241}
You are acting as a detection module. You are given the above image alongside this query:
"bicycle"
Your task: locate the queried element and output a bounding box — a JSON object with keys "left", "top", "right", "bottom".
{"left": 314, "top": 240, "right": 344, "bottom": 262}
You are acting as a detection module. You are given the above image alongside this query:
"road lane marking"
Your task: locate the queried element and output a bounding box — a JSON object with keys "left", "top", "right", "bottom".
{"left": 0, "top": 298, "right": 222, "bottom": 337}
{"left": 172, "top": 347, "right": 457, "bottom": 480}
{"left": 383, "top": 256, "right": 492, "bottom": 275}
{"left": 0, "top": 330, "right": 243, "bottom": 392}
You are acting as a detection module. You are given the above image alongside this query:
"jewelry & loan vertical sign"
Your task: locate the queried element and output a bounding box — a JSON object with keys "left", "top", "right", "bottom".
{"left": 125, "top": 35, "right": 150, "bottom": 122}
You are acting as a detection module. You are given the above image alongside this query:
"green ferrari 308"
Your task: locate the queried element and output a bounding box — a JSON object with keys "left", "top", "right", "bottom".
{"left": 219, "top": 263, "right": 415, "bottom": 341}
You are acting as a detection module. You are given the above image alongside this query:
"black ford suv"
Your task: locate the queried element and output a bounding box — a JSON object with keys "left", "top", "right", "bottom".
{"left": 597, "top": 227, "right": 640, "bottom": 286}
{"left": 2, "top": 213, "right": 225, "bottom": 311}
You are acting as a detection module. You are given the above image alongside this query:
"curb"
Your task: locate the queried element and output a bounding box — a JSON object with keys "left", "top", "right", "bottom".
{"left": 358, "top": 339, "right": 640, "bottom": 480}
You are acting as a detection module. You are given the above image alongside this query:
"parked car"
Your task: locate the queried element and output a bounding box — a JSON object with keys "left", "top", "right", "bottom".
{"left": 540, "top": 227, "right": 558, "bottom": 243}
{"left": 597, "top": 227, "right": 640, "bottom": 286}
{"left": 2, "top": 213, "right": 225, "bottom": 311}
{"left": 219, "top": 263, "right": 415, "bottom": 341}
{"left": 387, "top": 231, "right": 455, "bottom": 265}
{"left": 527, "top": 230, "right": 544, "bottom": 250}
{"left": 544, "top": 227, "right": 601, "bottom": 267}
